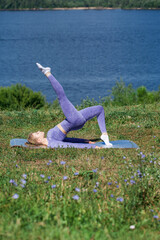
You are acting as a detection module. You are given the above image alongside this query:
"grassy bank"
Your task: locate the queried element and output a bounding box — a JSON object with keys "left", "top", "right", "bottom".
{"left": 0, "top": 102, "right": 160, "bottom": 239}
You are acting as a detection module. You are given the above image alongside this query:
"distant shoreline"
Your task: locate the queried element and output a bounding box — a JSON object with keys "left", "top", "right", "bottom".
{"left": 0, "top": 7, "right": 160, "bottom": 11}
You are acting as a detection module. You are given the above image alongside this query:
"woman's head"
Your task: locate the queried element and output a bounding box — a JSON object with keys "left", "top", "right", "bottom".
{"left": 27, "top": 131, "right": 45, "bottom": 145}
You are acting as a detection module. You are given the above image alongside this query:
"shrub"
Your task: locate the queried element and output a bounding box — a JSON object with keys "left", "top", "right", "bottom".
{"left": 137, "top": 86, "right": 159, "bottom": 104}
{"left": 103, "top": 80, "right": 160, "bottom": 106}
{"left": 0, "top": 84, "right": 46, "bottom": 110}
{"left": 137, "top": 86, "right": 148, "bottom": 103}
{"left": 111, "top": 79, "right": 137, "bottom": 106}
{"left": 155, "top": 86, "right": 160, "bottom": 101}
{"left": 79, "top": 96, "right": 99, "bottom": 109}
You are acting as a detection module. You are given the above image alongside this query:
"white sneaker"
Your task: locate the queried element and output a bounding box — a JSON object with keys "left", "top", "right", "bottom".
{"left": 101, "top": 134, "right": 113, "bottom": 148}
{"left": 36, "top": 63, "right": 51, "bottom": 75}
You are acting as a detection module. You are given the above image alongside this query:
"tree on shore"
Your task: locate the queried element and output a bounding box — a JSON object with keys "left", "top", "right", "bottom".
{"left": 0, "top": 0, "right": 160, "bottom": 10}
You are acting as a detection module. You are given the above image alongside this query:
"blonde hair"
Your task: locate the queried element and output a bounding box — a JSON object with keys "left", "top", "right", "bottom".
{"left": 27, "top": 132, "right": 39, "bottom": 145}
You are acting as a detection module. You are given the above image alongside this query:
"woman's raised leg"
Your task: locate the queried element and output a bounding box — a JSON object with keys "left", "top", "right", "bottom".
{"left": 36, "top": 63, "right": 85, "bottom": 126}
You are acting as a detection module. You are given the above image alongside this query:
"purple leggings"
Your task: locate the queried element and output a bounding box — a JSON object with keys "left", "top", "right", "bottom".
{"left": 47, "top": 74, "right": 107, "bottom": 148}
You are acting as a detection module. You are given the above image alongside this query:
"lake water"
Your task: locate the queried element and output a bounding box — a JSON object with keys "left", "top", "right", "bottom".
{"left": 0, "top": 10, "right": 160, "bottom": 105}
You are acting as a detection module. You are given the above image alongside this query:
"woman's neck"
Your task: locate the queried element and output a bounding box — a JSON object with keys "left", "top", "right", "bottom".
{"left": 41, "top": 138, "right": 48, "bottom": 146}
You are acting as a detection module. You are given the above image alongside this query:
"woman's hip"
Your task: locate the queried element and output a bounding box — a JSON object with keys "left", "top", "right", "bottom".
{"left": 47, "top": 126, "right": 66, "bottom": 141}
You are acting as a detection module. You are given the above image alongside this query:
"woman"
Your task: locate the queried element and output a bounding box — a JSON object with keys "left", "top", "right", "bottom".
{"left": 27, "top": 63, "right": 113, "bottom": 149}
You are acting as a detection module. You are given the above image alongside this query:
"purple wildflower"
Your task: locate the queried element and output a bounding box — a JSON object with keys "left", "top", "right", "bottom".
{"left": 9, "top": 179, "right": 15, "bottom": 183}
{"left": 92, "top": 169, "right": 98, "bottom": 173}
{"left": 51, "top": 184, "right": 56, "bottom": 189}
{"left": 93, "top": 189, "right": 97, "bottom": 193}
{"left": 138, "top": 173, "right": 142, "bottom": 178}
{"left": 110, "top": 194, "right": 114, "bottom": 198}
{"left": 63, "top": 176, "right": 68, "bottom": 180}
{"left": 116, "top": 185, "right": 119, "bottom": 188}
{"left": 16, "top": 164, "right": 19, "bottom": 168}
{"left": 44, "top": 180, "right": 49, "bottom": 183}
{"left": 153, "top": 215, "right": 159, "bottom": 219}
{"left": 48, "top": 176, "right": 51, "bottom": 180}
{"left": 75, "top": 188, "right": 80, "bottom": 192}
{"left": 60, "top": 161, "right": 66, "bottom": 165}
{"left": 108, "top": 182, "right": 112, "bottom": 185}
{"left": 47, "top": 163, "right": 50, "bottom": 166}
{"left": 150, "top": 209, "right": 154, "bottom": 212}
{"left": 49, "top": 160, "right": 52, "bottom": 163}
{"left": 12, "top": 194, "right": 19, "bottom": 199}
{"left": 72, "top": 195, "right": 79, "bottom": 200}
{"left": 40, "top": 174, "right": 45, "bottom": 178}
{"left": 116, "top": 197, "right": 124, "bottom": 202}
{"left": 74, "top": 172, "right": 79, "bottom": 176}
{"left": 123, "top": 156, "right": 126, "bottom": 159}
{"left": 21, "top": 179, "right": 26, "bottom": 185}
{"left": 22, "top": 174, "right": 27, "bottom": 179}
{"left": 20, "top": 184, "right": 25, "bottom": 188}
{"left": 130, "top": 180, "right": 136, "bottom": 184}
{"left": 95, "top": 182, "right": 99, "bottom": 187}
{"left": 124, "top": 179, "right": 127, "bottom": 182}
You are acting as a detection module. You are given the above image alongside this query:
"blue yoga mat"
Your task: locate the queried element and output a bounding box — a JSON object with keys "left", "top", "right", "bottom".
{"left": 10, "top": 139, "right": 139, "bottom": 149}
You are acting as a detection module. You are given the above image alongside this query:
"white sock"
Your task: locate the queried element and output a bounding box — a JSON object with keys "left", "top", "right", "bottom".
{"left": 36, "top": 63, "right": 51, "bottom": 75}
{"left": 101, "top": 134, "right": 113, "bottom": 148}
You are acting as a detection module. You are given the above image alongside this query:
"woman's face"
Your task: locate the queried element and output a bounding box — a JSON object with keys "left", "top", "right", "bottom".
{"left": 32, "top": 131, "right": 45, "bottom": 140}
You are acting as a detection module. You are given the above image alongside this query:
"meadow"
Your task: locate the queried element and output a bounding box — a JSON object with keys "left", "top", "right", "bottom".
{"left": 0, "top": 102, "right": 160, "bottom": 239}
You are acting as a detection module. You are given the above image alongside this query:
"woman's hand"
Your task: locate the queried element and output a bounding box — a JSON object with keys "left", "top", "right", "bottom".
{"left": 84, "top": 140, "right": 95, "bottom": 144}
{"left": 88, "top": 141, "right": 96, "bottom": 144}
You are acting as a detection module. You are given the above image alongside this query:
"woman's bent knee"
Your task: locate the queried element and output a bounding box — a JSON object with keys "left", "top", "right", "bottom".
{"left": 97, "top": 105, "right": 104, "bottom": 113}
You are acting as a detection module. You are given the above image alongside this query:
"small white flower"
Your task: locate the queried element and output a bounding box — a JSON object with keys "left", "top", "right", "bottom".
{"left": 130, "top": 225, "right": 135, "bottom": 230}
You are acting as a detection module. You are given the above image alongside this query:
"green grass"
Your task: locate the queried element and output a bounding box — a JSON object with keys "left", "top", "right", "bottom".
{"left": 0, "top": 103, "right": 160, "bottom": 240}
